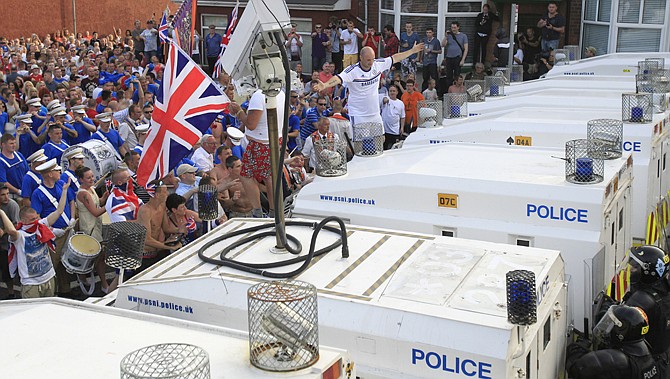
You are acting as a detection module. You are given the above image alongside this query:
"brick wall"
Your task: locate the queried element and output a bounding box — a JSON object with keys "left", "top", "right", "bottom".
{"left": 567, "top": 0, "right": 583, "bottom": 45}
{"left": 1, "top": 0, "right": 176, "bottom": 39}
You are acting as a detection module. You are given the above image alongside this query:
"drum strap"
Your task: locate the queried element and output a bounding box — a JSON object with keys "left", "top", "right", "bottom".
{"left": 37, "top": 185, "right": 71, "bottom": 226}
{"left": 27, "top": 171, "right": 41, "bottom": 185}
{"left": 0, "top": 152, "right": 24, "bottom": 168}
{"left": 64, "top": 170, "right": 80, "bottom": 190}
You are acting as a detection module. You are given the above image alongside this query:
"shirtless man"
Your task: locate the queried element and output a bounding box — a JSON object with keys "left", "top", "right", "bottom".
{"left": 136, "top": 180, "right": 179, "bottom": 272}
{"left": 222, "top": 156, "right": 252, "bottom": 217}
{"left": 209, "top": 145, "right": 233, "bottom": 183}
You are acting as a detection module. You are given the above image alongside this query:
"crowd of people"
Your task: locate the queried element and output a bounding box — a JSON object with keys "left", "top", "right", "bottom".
{"left": 0, "top": 2, "right": 585, "bottom": 300}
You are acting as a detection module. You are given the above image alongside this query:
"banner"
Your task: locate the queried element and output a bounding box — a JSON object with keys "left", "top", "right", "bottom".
{"left": 173, "top": 0, "right": 197, "bottom": 55}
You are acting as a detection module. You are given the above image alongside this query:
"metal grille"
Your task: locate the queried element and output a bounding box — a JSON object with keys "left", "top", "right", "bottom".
{"left": 418, "top": 100, "right": 443, "bottom": 127}
{"left": 247, "top": 280, "right": 319, "bottom": 372}
{"left": 506, "top": 270, "right": 537, "bottom": 326}
{"left": 510, "top": 65, "right": 523, "bottom": 83}
{"left": 314, "top": 138, "right": 347, "bottom": 177}
{"left": 493, "top": 67, "right": 511, "bottom": 85}
{"left": 565, "top": 139, "right": 604, "bottom": 185}
{"left": 103, "top": 221, "right": 147, "bottom": 269}
{"left": 553, "top": 49, "right": 570, "bottom": 65}
{"left": 464, "top": 80, "right": 485, "bottom": 102}
{"left": 443, "top": 94, "right": 467, "bottom": 119}
{"left": 352, "top": 122, "right": 384, "bottom": 157}
{"left": 638, "top": 60, "right": 660, "bottom": 75}
{"left": 563, "top": 45, "right": 580, "bottom": 60}
{"left": 485, "top": 76, "right": 505, "bottom": 97}
{"left": 587, "top": 119, "right": 623, "bottom": 160}
{"left": 645, "top": 57, "right": 665, "bottom": 70}
{"left": 198, "top": 185, "right": 219, "bottom": 221}
{"left": 622, "top": 92, "right": 653, "bottom": 123}
{"left": 637, "top": 72, "right": 669, "bottom": 113}
{"left": 120, "top": 343, "right": 210, "bottom": 379}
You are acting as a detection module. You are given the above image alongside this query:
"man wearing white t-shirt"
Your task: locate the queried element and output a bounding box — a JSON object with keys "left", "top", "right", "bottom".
{"left": 315, "top": 42, "right": 424, "bottom": 127}
{"left": 340, "top": 21, "right": 364, "bottom": 67}
{"left": 380, "top": 84, "right": 405, "bottom": 149}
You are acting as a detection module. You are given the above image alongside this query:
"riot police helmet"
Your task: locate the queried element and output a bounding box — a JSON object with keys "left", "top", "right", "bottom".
{"left": 593, "top": 305, "right": 649, "bottom": 346}
{"left": 628, "top": 245, "right": 669, "bottom": 285}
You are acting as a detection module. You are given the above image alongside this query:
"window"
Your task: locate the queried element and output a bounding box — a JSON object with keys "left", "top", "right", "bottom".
{"left": 611, "top": 222, "right": 615, "bottom": 244}
{"left": 290, "top": 19, "right": 313, "bottom": 73}
{"left": 447, "top": 2, "right": 481, "bottom": 13}
{"left": 619, "top": 208, "right": 624, "bottom": 231}
{"left": 643, "top": 0, "right": 666, "bottom": 24}
{"left": 381, "top": 0, "right": 395, "bottom": 10}
{"left": 582, "top": 23, "right": 610, "bottom": 56}
{"left": 517, "top": 238, "right": 532, "bottom": 247}
{"left": 441, "top": 229, "right": 455, "bottom": 237}
{"left": 401, "top": 0, "right": 438, "bottom": 14}
{"left": 525, "top": 351, "right": 532, "bottom": 379}
{"left": 618, "top": 0, "right": 641, "bottom": 23}
{"left": 598, "top": 0, "right": 613, "bottom": 22}
{"left": 380, "top": 12, "right": 395, "bottom": 32}
{"left": 584, "top": 0, "right": 598, "bottom": 21}
{"left": 543, "top": 317, "right": 551, "bottom": 350}
{"left": 664, "top": 153, "right": 667, "bottom": 171}
{"left": 617, "top": 28, "right": 662, "bottom": 53}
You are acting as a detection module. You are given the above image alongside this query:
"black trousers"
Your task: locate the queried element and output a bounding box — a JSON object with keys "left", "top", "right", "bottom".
{"left": 473, "top": 34, "right": 489, "bottom": 63}
{"left": 422, "top": 63, "right": 439, "bottom": 92}
{"left": 332, "top": 51, "right": 344, "bottom": 73}
{"left": 207, "top": 56, "right": 218, "bottom": 76}
{"left": 444, "top": 56, "right": 462, "bottom": 88}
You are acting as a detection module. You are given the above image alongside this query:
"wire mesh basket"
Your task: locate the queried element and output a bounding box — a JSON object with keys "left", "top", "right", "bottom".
{"left": 465, "top": 80, "right": 485, "bottom": 102}
{"left": 506, "top": 270, "right": 537, "bottom": 326}
{"left": 493, "top": 67, "right": 511, "bottom": 85}
{"left": 247, "top": 280, "right": 319, "bottom": 372}
{"left": 120, "top": 343, "right": 210, "bottom": 379}
{"left": 417, "top": 100, "right": 443, "bottom": 127}
{"left": 622, "top": 92, "right": 653, "bottom": 123}
{"left": 645, "top": 57, "right": 665, "bottom": 70}
{"left": 565, "top": 139, "right": 604, "bottom": 185}
{"left": 563, "top": 45, "right": 580, "bottom": 61}
{"left": 553, "top": 49, "right": 570, "bottom": 66}
{"left": 637, "top": 73, "right": 669, "bottom": 113}
{"left": 511, "top": 65, "right": 524, "bottom": 83}
{"left": 198, "top": 184, "right": 219, "bottom": 221}
{"left": 352, "top": 122, "right": 384, "bottom": 157}
{"left": 443, "top": 93, "right": 467, "bottom": 119}
{"left": 314, "top": 137, "right": 347, "bottom": 177}
{"left": 587, "top": 119, "right": 623, "bottom": 160}
{"left": 638, "top": 60, "right": 660, "bottom": 76}
{"left": 103, "top": 221, "right": 147, "bottom": 270}
{"left": 485, "top": 76, "right": 505, "bottom": 97}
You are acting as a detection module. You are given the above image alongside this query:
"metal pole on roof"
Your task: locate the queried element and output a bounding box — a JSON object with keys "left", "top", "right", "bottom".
{"left": 72, "top": 0, "right": 78, "bottom": 36}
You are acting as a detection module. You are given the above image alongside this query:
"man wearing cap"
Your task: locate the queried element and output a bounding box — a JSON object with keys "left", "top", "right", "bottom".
{"left": 31, "top": 158, "right": 76, "bottom": 297}
{"left": 176, "top": 164, "right": 202, "bottom": 212}
{"left": 132, "top": 124, "right": 150, "bottom": 155}
{"left": 42, "top": 124, "right": 71, "bottom": 165}
{"left": 16, "top": 113, "right": 44, "bottom": 161}
{"left": 92, "top": 113, "right": 128, "bottom": 158}
{"left": 192, "top": 134, "right": 217, "bottom": 173}
{"left": 21, "top": 149, "right": 48, "bottom": 208}
{"left": 205, "top": 25, "right": 222, "bottom": 76}
{"left": 225, "top": 127, "right": 245, "bottom": 160}
{"left": 50, "top": 106, "right": 78, "bottom": 142}
{"left": 69, "top": 105, "right": 96, "bottom": 145}
{"left": 0, "top": 133, "right": 28, "bottom": 202}
{"left": 60, "top": 148, "right": 85, "bottom": 200}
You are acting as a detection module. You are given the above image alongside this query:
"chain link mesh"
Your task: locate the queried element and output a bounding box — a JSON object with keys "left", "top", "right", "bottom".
{"left": 197, "top": 184, "right": 219, "bottom": 221}
{"left": 352, "top": 122, "right": 384, "bottom": 157}
{"left": 511, "top": 65, "right": 523, "bottom": 83}
{"left": 485, "top": 76, "right": 505, "bottom": 97}
{"left": 565, "top": 139, "right": 604, "bottom": 185}
{"left": 465, "top": 80, "right": 485, "bottom": 102}
{"left": 587, "top": 119, "right": 623, "bottom": 160}
{"left": 645, "top": 57, "right": 665, "bottom": 70}
{"left": 563, "top": 45, "right": 580, "bottom": 60}
{"left": 120, "top": 343, "right": 210, "bottom": 379}
{"left": 493, "top": 67, "right": 511, "bottom": 84}
{"left": 443, "top": 94, "right": 467, "bottom": 119}
{"left": 314, "top": 138, "right": 347, "bottom": 177}
{"left": 553, "top": 49, "right": 570, "bottom": 66}
{"left": 103, "top": 221, "right": 147, "bottom": 270}
{"left": 247, "top": 280, "right": 319, "bottom": 372}
{"left": 622, "top": 92, "right": 653, "bottom": 123}
{"left": 506, "top": 270, "right": 537, "bottom": 326}
{"left": 418, "top": 100, "right": 443, "bottom": 126}
{"left": 638, "top": 60, "right": 660, "bottom": 75}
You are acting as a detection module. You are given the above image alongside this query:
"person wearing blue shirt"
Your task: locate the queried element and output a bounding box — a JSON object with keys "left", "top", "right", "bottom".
{"left": 91, "top": 114, "right": 128, "bottom": 158}
{"left": 0, "top": 134, "right": 28, "bottom": 200}
{"left": 42, "top": 124, "right": 70, "bottom": 165}
{"left": 399, "top": 22, "right": 422, "bottom": 78}
{"left": 287, "top": 105, "right": 302, "bottom": 152}
{"left": 421, "top": 28, "right": 443, "bottom": 93}
{"left": 68, "top": 105, "right": 97, "bottom": 145}
{"left": 21, "top": 149, "right": 47, "bottom": 207}
{"left": 60, "top": 148, "right": 86, "bottom": 201}
{"left": 205, "top": 25, "right": 223, "bottom": 76}
{"left": 17, "top": 104, "right": 46, "bottom": 159}
{"left": 300, "top": 97, "right": 328, "bottom": 146}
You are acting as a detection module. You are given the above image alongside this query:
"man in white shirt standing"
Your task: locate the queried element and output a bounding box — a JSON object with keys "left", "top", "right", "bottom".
{"left": 380, "top": 84, "right": 405, "bottom": 149}
{"left": 340, "top": 21, "right": 364, "bottom": 67}
{"left": 301, "top": 117, "right": 339, "bottom": 171}
{"left": 315, "top": 41, "right": 424, "bottom": 129}
{"left": 191, "top": 134, "right": 217, "bottom": 173}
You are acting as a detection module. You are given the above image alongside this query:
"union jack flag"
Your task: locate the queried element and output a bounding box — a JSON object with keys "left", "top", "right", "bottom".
{"left": 108, "top": 181, "right": 143, "bottom": 222}
{"left": 158, "top": 7, "right": 171, "bottom": 43}
{"left": 213, "top": 4, "right": 239, "bottom": 78}
{"left": 136, "top": 40, "right": 230, "bottom": 186}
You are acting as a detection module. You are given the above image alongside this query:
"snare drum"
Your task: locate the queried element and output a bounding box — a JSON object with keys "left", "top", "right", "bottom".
{"left": 61, "top": 233, "right": 101, "bottom": 274}
{"left": 62, "top": 140, "right": 119, "bottom": 181}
